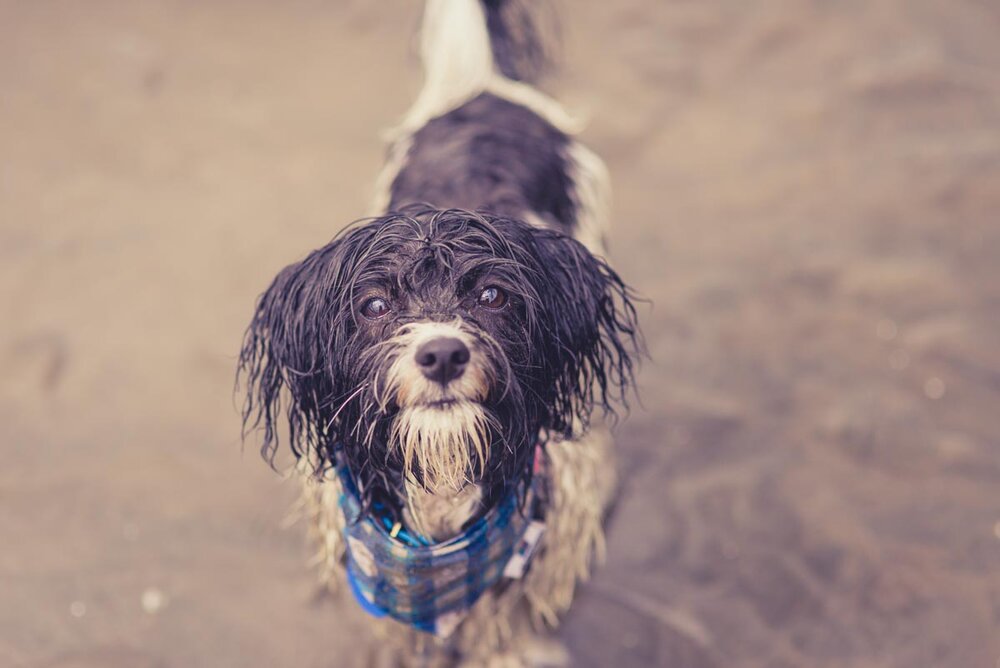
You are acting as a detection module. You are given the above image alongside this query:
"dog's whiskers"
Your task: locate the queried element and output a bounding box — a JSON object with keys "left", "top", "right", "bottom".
{"left": 324, "top": 384, "right": 369, "bottom": 432}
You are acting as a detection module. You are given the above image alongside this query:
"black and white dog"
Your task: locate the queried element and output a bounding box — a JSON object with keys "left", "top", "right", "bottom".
{"left": 239, "top": 1, "right": 639, "bottom": 664}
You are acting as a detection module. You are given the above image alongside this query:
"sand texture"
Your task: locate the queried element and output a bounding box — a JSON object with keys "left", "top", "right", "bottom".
{"left": 2, "top": 1, "right": 999, "bottom": 666}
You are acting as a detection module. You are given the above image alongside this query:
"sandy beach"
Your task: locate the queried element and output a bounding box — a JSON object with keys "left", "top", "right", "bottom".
{"left": 2, "top": 1, "right": 999, "bottom": 666}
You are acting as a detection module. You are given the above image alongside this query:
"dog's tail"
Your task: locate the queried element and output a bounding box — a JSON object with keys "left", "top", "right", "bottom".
{"left": 479, "top": 0, "right": 550, "bottom": 83}
{"left": 420, "top": 0, "right": 548, "bottom": 88}
{"left": 401, "top": 0, "right": 549, "bottom": 130}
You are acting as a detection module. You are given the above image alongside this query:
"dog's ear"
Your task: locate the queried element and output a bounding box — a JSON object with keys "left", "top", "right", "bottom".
{"left": 237, "top": 239, "right": 355, "bottom": 467}
{"left": 528, "top": 230, "right": 642, "bottom": 435}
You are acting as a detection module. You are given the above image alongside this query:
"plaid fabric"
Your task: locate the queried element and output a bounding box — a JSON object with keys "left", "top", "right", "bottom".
{"left": 335, "top": 450, "right": 543, "bottom": 636}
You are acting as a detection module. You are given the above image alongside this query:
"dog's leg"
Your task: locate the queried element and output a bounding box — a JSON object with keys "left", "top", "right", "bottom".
{"left": 296, "top": 461, "right": 347, "bottom": 596}
{"left": 524, "top": 423, "right": 617, "bottom": 627}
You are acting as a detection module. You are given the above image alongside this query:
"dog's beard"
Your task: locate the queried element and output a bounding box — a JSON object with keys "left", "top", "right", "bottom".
{"left": 390, "top": 401, "right": 496, "bottom": 494}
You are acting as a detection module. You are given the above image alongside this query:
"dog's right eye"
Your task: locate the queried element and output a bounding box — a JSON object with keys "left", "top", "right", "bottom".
{"left": 361, "top": 297, "right": 392, "bottom": 319}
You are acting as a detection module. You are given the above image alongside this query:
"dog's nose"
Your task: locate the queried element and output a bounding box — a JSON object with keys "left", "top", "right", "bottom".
{"left": 415, "top": 337, "right": 470, "bottom": 385}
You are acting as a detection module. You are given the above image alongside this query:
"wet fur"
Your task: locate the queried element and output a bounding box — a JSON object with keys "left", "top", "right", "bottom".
{"left": 239, "top": 209, "right": 637, "bottom": 517}
{"left": 238, "top": 0, "right": 639, "bottom": 664}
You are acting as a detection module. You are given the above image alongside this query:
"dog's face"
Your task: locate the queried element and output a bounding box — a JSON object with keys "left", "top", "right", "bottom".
{"left": 239, "top": 208, "right": 638, "bottom": 513}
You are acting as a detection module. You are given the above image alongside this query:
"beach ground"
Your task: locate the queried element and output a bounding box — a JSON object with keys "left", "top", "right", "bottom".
{"left": 2, "top": 1, "right": 999, "bottom": 666}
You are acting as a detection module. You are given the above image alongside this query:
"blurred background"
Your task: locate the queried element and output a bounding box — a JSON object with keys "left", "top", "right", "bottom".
{"left": 2, "top": 1, "right": 999, "bottom": 666}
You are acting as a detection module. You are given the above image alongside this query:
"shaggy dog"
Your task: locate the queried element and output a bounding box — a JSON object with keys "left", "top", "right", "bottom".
{"left": 239, "top": 1, "right": 640, "bottom": 665}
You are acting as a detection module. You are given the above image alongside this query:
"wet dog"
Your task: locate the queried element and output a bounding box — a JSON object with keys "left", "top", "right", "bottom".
{"left": 239, "top": 1, "right": 639, "bottom": 665}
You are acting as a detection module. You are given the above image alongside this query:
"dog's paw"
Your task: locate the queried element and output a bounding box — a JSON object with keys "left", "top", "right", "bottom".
{"left": 520, "top": 636, "right": 569, "bottom": 668}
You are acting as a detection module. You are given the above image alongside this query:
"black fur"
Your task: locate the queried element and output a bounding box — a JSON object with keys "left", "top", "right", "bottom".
{"left": 482, "top": 0, "right": 552, "bottom": 83}
{"left": 238, "top": 207, "right": 638, "bottom": 516}
{"left": 390, "top": 94, "right": 577, "bottom": 235}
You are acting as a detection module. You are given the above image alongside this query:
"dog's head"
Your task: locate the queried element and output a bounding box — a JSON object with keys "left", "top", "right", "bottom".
{"left": 239, "top": 207, "right": 639, "bottom": 514}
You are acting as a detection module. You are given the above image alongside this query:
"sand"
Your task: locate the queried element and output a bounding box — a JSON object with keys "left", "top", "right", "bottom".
{"left": 2, "top": 1, "right": 999, "bottom": 666}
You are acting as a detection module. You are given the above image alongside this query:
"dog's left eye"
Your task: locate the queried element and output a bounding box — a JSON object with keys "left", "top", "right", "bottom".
{"left": 361, "top": 297, "right": 392, "bottom": 319}
{"left": 477, "top": 286, "right": 508, "bottom": 309}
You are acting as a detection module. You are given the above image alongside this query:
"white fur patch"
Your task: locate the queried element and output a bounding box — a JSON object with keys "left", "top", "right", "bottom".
{"left": 403, "top": 478, "right": 484, "bottom": 542}
{"left": 485, "top": 76, "right": 583, "bottom": 134}
{"left": 408, "top": 0, "right": 494, "bottom": 131}
{"left": 565, "top": 141, "right": 612, "bottom": 255}
{"left": 369, "top": 135, "right": 412, "bottom": 215}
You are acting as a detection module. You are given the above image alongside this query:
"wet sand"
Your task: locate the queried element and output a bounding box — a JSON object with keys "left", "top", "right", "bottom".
{"left": 2, "top": 1, "right": 999, "bottom": 666}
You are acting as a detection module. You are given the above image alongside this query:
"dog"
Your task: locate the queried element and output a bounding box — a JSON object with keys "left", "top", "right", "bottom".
{"left": 238, "top": 1, "right": 640, "bottom": 665}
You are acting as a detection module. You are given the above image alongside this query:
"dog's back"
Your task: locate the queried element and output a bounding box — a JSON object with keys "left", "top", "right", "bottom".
{"left": 390, "top": 93, "right": 577, "bottom": 233}
{"left": 373, "top": 0, "right": 611, "bottom": 254}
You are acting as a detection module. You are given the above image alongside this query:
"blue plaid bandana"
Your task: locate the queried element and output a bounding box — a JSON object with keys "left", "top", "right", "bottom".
{"left": 335, "top": 449, "right": 546, "bottom": 637}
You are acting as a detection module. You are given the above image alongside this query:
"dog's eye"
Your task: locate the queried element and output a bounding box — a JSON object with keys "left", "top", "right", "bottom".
{"left": 361, "top": 297, "right": 391, "bottom": 319}
{"left": 477, "top": 286, "right": 508, "bottom": 309}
